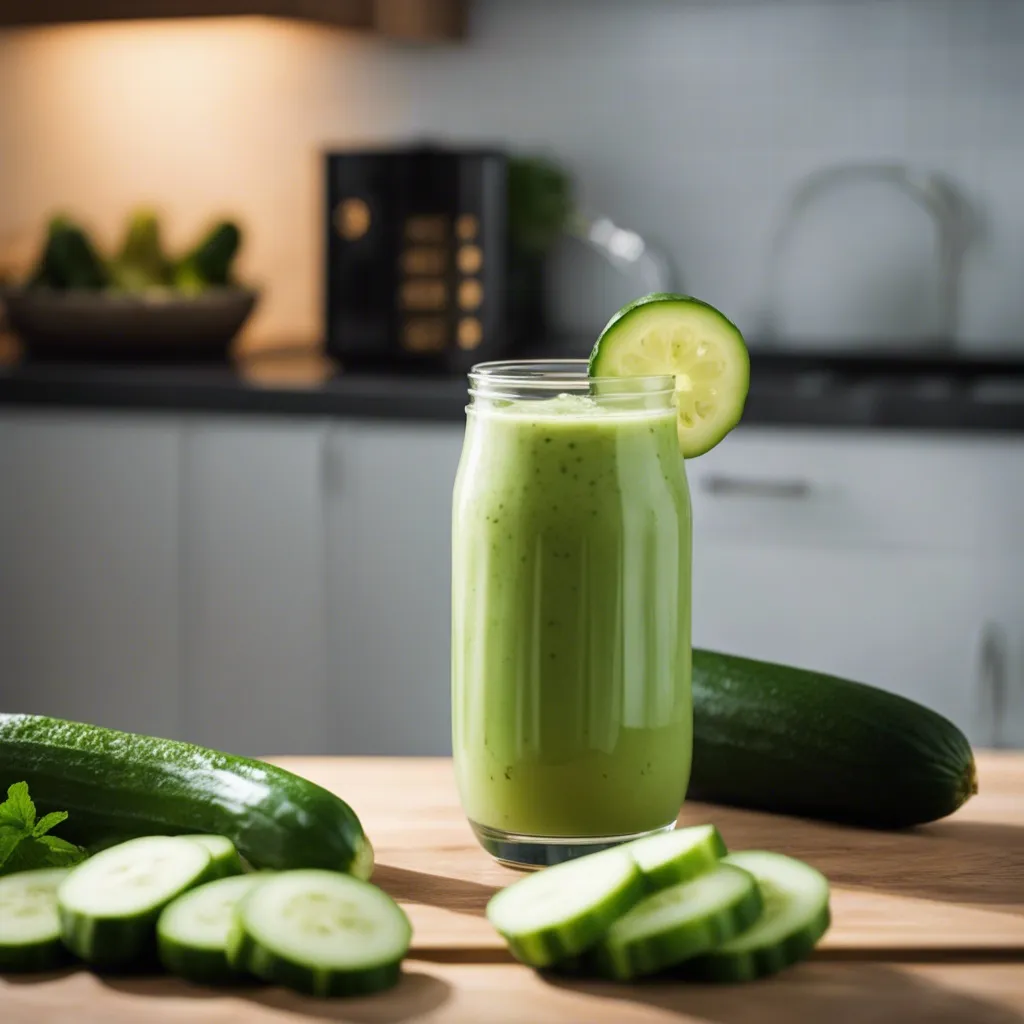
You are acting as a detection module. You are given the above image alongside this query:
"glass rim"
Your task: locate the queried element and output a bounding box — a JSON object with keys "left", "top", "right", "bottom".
{"left": 469, "top": 359, "right": 675, "bottom": 393}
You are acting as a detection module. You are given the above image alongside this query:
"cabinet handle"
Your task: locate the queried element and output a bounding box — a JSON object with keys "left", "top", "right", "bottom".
{"left": 978, "top": 623, "right": 1008, "bottom": 749}
{"left": 700, "top": 475, "right": 813, "bottom": 500}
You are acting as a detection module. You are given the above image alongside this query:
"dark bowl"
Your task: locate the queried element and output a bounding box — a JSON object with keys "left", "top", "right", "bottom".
{"left": 2, "top": 287, "right": 259, "bottom": 362}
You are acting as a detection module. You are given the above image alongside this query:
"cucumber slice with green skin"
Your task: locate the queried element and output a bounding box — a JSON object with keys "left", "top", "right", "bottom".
{"left": 486, "top": 847, "right": 645, "bottom": 968}
{"left": 182, "top": 835, "right": 245, "bottom": 879}
{"left": 681, "top": 851, "right": 831, "bottom": 982}
{"left": 627, "top": 824, "right": 727, "bottom": 890}
{"left": 58, "top": 835, "right": 214, "bottom": 969}
{"left": 157, "top": 874, "right": 266, "bottom": 985}
{"left": 589, "top": 293, "right": 749, "bottom": 458}
{"left": 590, "top": 862, "right": 762, "bottom": 981}
{"left": 0, "top": 868, "right": 71, "bottom": 972}
{"left": 226, "top": 870, "right": 411, "bottom": 998}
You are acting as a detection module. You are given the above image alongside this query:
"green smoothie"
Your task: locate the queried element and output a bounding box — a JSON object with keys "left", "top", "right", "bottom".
{"left": 452, "top": 392, "right": 692, "bottom": 841}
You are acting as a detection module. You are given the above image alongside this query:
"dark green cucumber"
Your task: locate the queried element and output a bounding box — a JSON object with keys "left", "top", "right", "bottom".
{"left": 174, "top": 220, "right": 241, "bottom": 290}
{"left": 691, "top": 649, "right": 977, "bottom": 828}
{"left": 32, "top": 216, "right": 109, "bottom": 291}
{"left": 0, "top": 714, "right": 372, "bottom": 879}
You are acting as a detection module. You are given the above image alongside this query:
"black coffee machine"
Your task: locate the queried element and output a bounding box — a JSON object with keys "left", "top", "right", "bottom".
{"left": 324, "top": 144, "right": 558, "bottom": 372}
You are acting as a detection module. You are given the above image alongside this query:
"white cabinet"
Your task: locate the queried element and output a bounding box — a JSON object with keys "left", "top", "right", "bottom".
{"left": 692, "top": 543, "right": 990, "bottom": 744}
{"left": 688, "top": 427, "right": 1024, "bottom": 748}
{"left": 0, "top": 411, "right": 181, "bottom": 736}
{"left": 325, "top": 421, "right": 464, "bottom": 756}
{"left": 1, "top": 409, "right": 1020, "bottom": 753}
{"left": 178, "top": 419, "right": 331, "bottom": 755}
{"left": 0, "top": 411, "right": 334, "bottom": 754}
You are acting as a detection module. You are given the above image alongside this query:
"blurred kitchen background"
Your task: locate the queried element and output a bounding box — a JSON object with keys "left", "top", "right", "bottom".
{"left": 1, "top": 0, "right": 1022, "bottom": 754}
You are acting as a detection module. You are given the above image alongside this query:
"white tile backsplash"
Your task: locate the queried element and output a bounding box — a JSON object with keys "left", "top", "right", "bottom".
{"left": 0, "top": 0, "right": 1020, "bottom": 348}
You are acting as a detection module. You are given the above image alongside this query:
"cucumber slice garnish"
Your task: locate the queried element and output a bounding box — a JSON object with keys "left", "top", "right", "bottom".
{"left": 682, "top": 851, "right": 831, "bottom": 982}
{"left": 226, "top": 869, "right": 411, "bottom": 998}
{"left": 157, "top": 874, "right": 266, "bottom": 985}
{"left": 57, "top": 835, "right": 213, "bottom": 969}
{"left": 590, "top": 293, "right": 749, "bottom": 458}
{"left": 181, "top": 835, "right": 245, "bottom": 879}
{"left": 627, "top": 824, "right": 727, "bottom": 890}
{"left": 591, "top": 862, "right": 762, "bottom": 980}
{"left": 486, "top": 848, "right": 644, "bottom": 968}
{"left": 0, "top": 868, "right": 71, "bottom": 972}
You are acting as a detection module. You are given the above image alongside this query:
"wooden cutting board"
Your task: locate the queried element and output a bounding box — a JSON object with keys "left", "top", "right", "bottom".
{"left": 281, "top": 753, "right": 1024, "bottom": 957}
{"left": 3, "top": 753, "right": 1023, "bottom": 1024}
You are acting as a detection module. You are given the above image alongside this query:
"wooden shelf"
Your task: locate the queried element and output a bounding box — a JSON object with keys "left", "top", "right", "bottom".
{"left": 0, "top": 0, "right": 467, "bottom": 40}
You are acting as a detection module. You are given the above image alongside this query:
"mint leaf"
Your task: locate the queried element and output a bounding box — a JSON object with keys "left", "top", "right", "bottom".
{"left": 37, "top": 834, "right": 87, "bottom": 868}
{"left": 0, "top": 781, "right": 36, "bottom": 830}
{"left": 0, "top": 835, "right": 87, "bottom": 875}
{"left": 0, "top": 831, "right": 22, "bottom": 867}
{"left": 0, "top": 839, "right": 42, "bottom": 876}
{"left": 0, "top": 783, "right": 86, "bottom": 874}
{"left": 32, "top": 811, "right": 69, "bottom": 838}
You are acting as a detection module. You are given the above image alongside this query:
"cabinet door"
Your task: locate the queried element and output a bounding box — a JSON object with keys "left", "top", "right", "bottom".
{"left": 693, "top": 542, "right": 988, "bottom": 745}
{"left": 0, "top": 412, "right": 181, "bottom": 736}
{"left": 179, "top": 419, "right": 330, "bottom": 756}
{"left": 326, "top": 421, "right": 464, "bottom": 756}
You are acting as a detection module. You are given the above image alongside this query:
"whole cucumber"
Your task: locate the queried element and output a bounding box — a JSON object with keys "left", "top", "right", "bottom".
{"left": 33, "top": 216, "right": 109, "bottom": 290}
{"left": 174, "top": 220, "right": 241, "bottom": 290}
{"left": 111, "top": 209, "right": 171, "bottom": 291}
{"left": 0, "top": 714, "right": 372, "bottom": 878}
{"left": 690, "top": 649, "right": 977, "bottom": 828}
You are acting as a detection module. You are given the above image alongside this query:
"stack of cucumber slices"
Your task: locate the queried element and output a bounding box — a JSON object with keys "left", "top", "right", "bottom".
{"left": 487, "top": 825, "right": 831, "bottom": 983}
{"left": 0, "top": 834, "right": 411, "bottom": 998}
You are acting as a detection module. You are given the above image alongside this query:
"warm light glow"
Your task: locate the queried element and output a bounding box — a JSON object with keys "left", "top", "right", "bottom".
{"left": 457, "top": 316, "right": 482, "bottom": 350}
{"left": 335, "top": 197, "right": 372, "bottom": 241}
{"left": 0, "top": 18, "right": 392, "bottom": 345}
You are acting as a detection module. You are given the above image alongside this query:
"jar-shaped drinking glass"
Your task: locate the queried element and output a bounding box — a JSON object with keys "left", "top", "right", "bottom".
{"left": 452, "top": 360, "right": 692, "bottom": 867}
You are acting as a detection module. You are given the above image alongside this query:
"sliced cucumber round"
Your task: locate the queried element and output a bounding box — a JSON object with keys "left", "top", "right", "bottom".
{"left": 157, "top": 874, "right": 266, "bottom": 985}
{"left": 627, "top": 824, "right": 727, "bottom": 890}
{"left": 58, "top": 835, "right": 213, "bottom": 969}
{"left": 181, "top": 835, "right": 245, "bottom": 879}
{"left": 486, "top": 847, "right": 645, "bottom": 969}
{"left": 226, "top": 869, "right": 411, "bottom": 998}
{"left": 682, "top": 850, "right": 831, "bottom": 982}
{"left": 590, "top": 293, "right": 749, "bottom": 458}
{"left": 591, "top": 862, "right": 762, "bottom": 980}
{"left": 0, "top": 868, "right": 71, "bottom": 972}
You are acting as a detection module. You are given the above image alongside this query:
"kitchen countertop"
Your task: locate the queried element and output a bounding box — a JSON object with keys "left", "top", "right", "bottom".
{"left": 2, "top": 337, "right": 1024, "bottom": 432}
{"left": 4, "top": 753, "right": 1023, "bottom": 1023}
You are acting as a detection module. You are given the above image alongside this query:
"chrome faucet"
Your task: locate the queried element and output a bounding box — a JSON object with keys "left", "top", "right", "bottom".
{"left": 760, "top": 163, "right": 975, "bottom": 346}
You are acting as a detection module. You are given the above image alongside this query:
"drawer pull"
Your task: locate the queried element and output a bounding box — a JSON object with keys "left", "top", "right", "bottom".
{"left": 978, "top": 623, "right": 1008, "bottom": 750}
{"left": 701, "top": 475, "right": 813, "bottom": 500}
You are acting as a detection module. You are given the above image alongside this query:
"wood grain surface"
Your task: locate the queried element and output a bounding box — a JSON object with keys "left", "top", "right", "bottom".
{"left": 3, "top": 753, "right": 1023, "bottom": 1024}
{"left": 4, "top": 962, "right": 1024, "bottom": 1024}
{"left": 289, "top": 753, "right": 1024, "bottom": 956}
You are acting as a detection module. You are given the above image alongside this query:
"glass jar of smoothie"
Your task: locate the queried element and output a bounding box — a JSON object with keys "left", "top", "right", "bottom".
{"left": 452, "top": 360, "right": 692, "bottom": 868}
